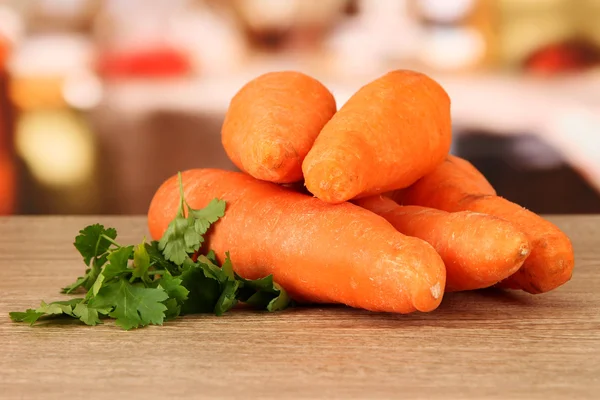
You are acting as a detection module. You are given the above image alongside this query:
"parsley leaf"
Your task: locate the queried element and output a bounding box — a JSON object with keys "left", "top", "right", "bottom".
{"left": 205, "top": 249, "right": 218, "bottom": 265}
{"left": 9, "top": 298, "right": 83, "bottom": 326}
{"left": 74, "top": 224, "right": 117, "bottom": 264}
{"left": 237, "top": 275, "right": 291, "bottom": 312}
{"left": 72, "top": 302, "right": 105, "bottom": 326}
{"left": 62, "top": 224, "right": 117, "bottom": 294}
{"left": 9, "top": 298, "right": 107, "bottom": 327}
{"left": 196, "top": 255, "right": 228, "bottom": 281}
{"left": 9, "top": 310, "right": 44, "bottom": 325}
{"left": 158, "top": 272, "right": 189, "bottom": 305}
{"left": 158, "top": 216, "right": 193, "bottom": 266}
{"left": 157, "top": 271, "right": 189, "bottom": 319}
{"left": 188, "top": 198, "right": 226, "bottom": 237}
{"left": 162, "top": 299, "right": 180, "bottom": 320}
{"left": 132, "top": 241, "right": 151, "bottom": 283}
{"left": 146, "top": 241, "right": 179, "bottom": 275}
{"left": 102, "top": 246, "right": 134, "bottom": 281}
{"left": 210, "top": 253, "right": 239, "bottom": 315}
{"left": 179, "top": 259, "right": 222, "bottom": 314}
{"left": 214, "top": 280, "right": 239, "bottom": 316}
{"left": 91, "top": 273, "right": 105, "bottom": 297}
{"left": 220, "top": 252, "right": 235, "bottom": 281}
{"left": 90, "top": 280, "right": 169, "bottom": 330}
{"left": 158, "top": 173, "right": 225, "bottom": 265}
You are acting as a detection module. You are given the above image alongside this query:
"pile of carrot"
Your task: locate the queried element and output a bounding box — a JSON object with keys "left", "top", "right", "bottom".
{"left": 148, "top": 69, "right": 575, "bottom": 314}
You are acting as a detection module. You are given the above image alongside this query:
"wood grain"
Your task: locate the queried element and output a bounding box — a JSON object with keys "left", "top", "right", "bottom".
{"left": 0, "top": 216, "right": 598, "bottom": 400}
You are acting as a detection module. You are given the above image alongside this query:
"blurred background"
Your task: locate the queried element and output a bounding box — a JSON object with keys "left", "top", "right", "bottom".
{"left": 1, "top": 0, "right": 600, "bottom": 215}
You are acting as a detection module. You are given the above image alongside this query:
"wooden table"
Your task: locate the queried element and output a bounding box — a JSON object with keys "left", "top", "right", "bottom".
{"left": 1, "top": 216, "right": 599, "bottom": 399}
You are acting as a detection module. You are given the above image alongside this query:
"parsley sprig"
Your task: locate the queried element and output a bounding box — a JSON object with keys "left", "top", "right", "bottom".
{"left": 10, "top": 173, "right": 290, "bottom": 329}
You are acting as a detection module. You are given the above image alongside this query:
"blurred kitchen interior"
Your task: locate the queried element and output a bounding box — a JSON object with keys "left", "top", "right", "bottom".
{"left": 1, "top": 0, "right": 600, "bottom": 215}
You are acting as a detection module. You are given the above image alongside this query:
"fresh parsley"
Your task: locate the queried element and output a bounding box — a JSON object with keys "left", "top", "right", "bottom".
{"left": 158, "top": 175, "right": 225, "bottom": 265}
{"left": 10, "top": 173, "right": 290, "bottom": 330}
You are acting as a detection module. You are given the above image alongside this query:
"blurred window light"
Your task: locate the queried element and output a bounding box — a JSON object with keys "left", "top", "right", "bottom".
{"left": 547, "top": 106, "right": 600, "bottom": 192}
{"left": 234, "top": 0, "right": 296, "bottom": 30}
{"left": 62, "top": 69, "right": 103, "bottom": 110}
{"left": 103, "top": 0, "right": 188, "bottom": 49}
{"left": 0, "top": 5, "right": 23, "bottom": 44}
{"left": 415, "top": 0, "right": 476, "bottom": 23}
{"left": 419, "top": 26, "right": 486, "bottom": 70}
{"left": 7, "top": 34, "right": 94, "bottom": 78}
{"left": 15, "top": 110, "right": 95, "bottom": 186}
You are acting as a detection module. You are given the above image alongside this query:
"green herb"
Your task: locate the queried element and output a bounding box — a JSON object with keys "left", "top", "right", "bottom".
{"left": 10, "top": 173, "right": 290, "bottom": 330}
{"left": 158, "top": 173, "right": 225, "bottom": 265}
{"left": 89, "top": 280, "right": 169, "bottom": 330}
{"left": 9, "top": 297, "right": 110, "bottom": 326}
{"left": 237, "top": 276, "right": 291, "bottom": 312}
{"left": 61, "top": 224, "right": 117, "bottom": 294}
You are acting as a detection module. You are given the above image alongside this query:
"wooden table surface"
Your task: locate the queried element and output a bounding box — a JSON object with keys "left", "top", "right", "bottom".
{"left": 1, "top": 216, "right": 599, "bottom": 400}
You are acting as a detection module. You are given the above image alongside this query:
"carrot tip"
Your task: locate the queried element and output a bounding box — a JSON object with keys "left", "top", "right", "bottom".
{"left": 411, "top": 280, "right": 443, "bottom": 312}
{"left": 430, "top": 282, "right": 442, "bottom": 300}
{"left": 252, "top": 142, "right": 286, "bottom": 169}
{"left": 305, "top": 163, "right": 360, "bottom": 203}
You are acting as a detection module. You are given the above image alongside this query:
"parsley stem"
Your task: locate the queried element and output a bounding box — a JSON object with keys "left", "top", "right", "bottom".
{"left": 177, "top": 172, "right": 185, "bottom": 217}
{"left": 101, "top": 235, "right": 121, "bottom": 248}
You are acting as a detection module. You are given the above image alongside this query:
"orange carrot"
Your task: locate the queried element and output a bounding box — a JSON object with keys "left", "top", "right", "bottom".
{"left": 302, "top": 69, "right": 452, "bottom": 203}
{"left": 221, "top": 71, "right": 336, "bottom": 183}
{"left": 391, "top": 155, "right": 496, "bottom": 207}
{"left": 389, "top": 155, "right": 574, "bottom": 294}
{"left": 355, "top": 196, "right": 530, "bottom": 292}
{"left": 148, "top": 169, "right": 446, "bottom": 313}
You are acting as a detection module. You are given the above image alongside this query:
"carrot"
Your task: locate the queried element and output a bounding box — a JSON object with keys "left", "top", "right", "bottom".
{"left": 354, "top": 196, "right": 530, "bottom": 292}
{"left": 148, "top": 169, "right": 446, "bottom": 313}
{"left": 391, "top": 155, "right": 496, "bottom": 207}
{"left": 221, "top": 71, "right": 336, "bottom": 183}
{"left": 389, "top": 155, "right": 575, "bottom": 294}
{"left": 302, "top": 69, "right": 452, "bottom": 203}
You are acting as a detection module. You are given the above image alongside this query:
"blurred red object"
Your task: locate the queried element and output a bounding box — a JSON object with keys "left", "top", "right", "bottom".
{"left": 0, "top": 44, "right": 7, "bottom": 68}
{"left": 0, "top": 154, "right": 15, "bottom": 215}
{"left": 524, "top": 39, "right": 600, "bottom": 75}
{"left": 1, "top": 37, "right": 15, "bottom": 215}
{"left": 97, "top": 47, "right": 191, "bottom": 78}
